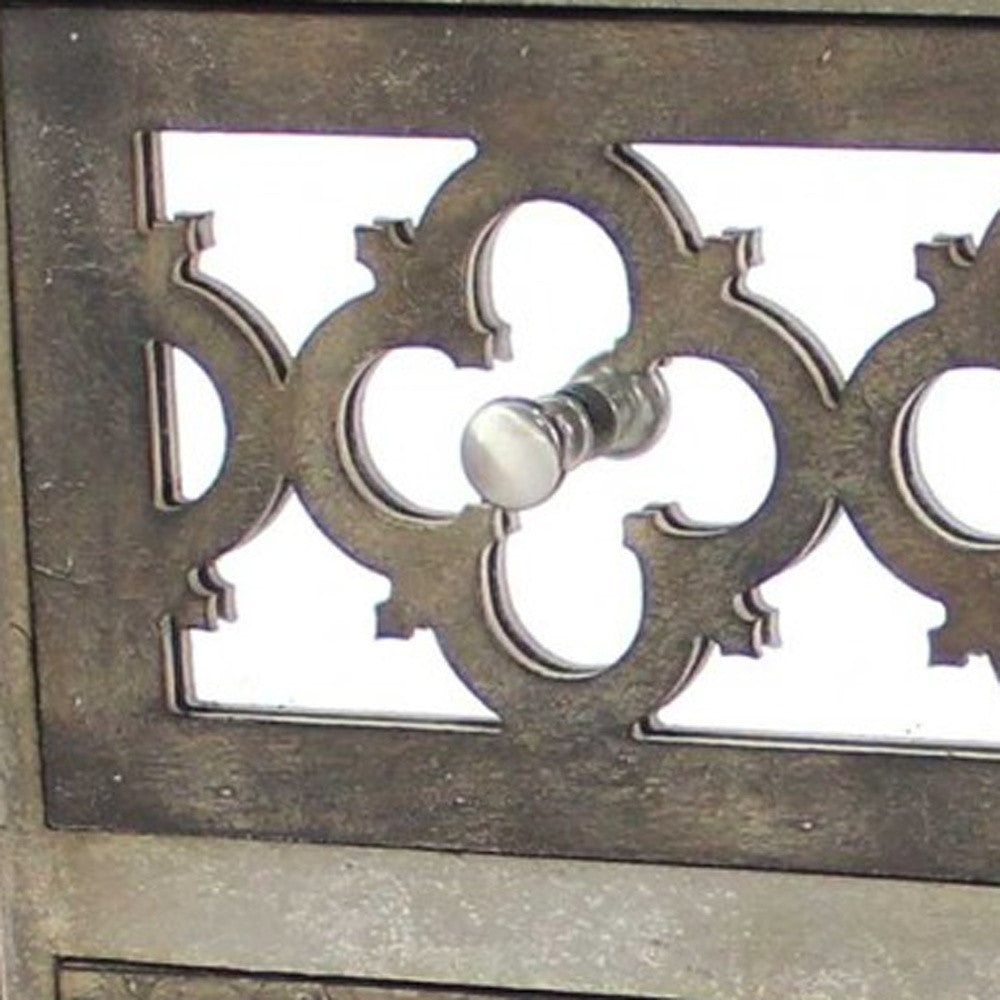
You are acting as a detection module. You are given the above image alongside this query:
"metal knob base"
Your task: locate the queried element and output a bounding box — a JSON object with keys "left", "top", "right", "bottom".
{"left": 461, "top": 357, "right": 670, "bottom": 510}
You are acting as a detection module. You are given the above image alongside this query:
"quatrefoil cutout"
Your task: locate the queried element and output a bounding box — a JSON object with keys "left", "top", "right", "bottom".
{"left": 355, "top": 203, "right": 778, "bottom": 669}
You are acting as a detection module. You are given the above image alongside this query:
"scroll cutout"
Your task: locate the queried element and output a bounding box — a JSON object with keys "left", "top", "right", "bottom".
{"left": 146, "top": 342, "right": 227, "bottom": 504}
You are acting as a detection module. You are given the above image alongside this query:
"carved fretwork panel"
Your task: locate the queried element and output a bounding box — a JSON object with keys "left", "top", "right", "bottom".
{"left": 11, "top": 5, "right": 1000, "bottom": 883}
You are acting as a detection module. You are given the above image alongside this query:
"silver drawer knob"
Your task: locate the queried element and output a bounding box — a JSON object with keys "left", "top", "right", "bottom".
{"left": 461, "top": 356, "right": 670, "bottom": 510}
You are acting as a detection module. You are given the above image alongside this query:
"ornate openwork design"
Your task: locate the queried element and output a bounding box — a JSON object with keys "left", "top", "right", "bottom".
{"left": 145, "top": 137, "right": 836, "bottom": 735}
{"left": 143, "top": 133, "right": 1000, "bottom": 735}
{"left": 14, "top": 4, "right": 1000, "bottom": 885}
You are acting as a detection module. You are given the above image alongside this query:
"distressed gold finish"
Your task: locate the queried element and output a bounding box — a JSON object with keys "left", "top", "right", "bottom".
{"left": 8, "top": 4, "right": 1000, "bottom": 999}
{"left": 8, "top": 6, "right": 1000, "bottom": 883}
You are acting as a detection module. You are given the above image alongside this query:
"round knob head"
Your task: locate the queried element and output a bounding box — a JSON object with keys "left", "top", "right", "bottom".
{"left": 461, "top": 398, "right": 564, "bottom": 510}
